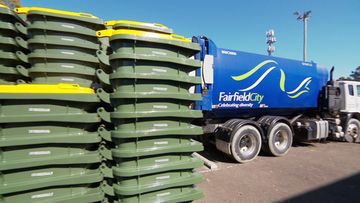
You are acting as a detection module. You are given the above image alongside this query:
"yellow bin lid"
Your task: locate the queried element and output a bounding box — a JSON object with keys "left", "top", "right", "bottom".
{"left": 0, "top": 4, "right": 10, "bottom": 9}
{"left": 15, "top": 7, "right": 99, "bottom": 19}
{"left": 0, "top": 84, "right": 95, "bottom": 94}
{"left": 105, "top": 20, "right": 173, "bottom": 34}
{"left": 97, "top": 29, "right": 190, "bottom": 43}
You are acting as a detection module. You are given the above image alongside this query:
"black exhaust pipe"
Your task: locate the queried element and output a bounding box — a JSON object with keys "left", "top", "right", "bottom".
{"left": 327, "top": 66, "right": 334, "bottom": 85}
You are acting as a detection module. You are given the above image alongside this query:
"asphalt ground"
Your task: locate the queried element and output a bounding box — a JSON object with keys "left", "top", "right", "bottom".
{"left": 195, "top": 141, "right": 360, "bottom": 203}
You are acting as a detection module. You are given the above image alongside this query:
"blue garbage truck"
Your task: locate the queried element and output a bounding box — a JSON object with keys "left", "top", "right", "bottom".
{"left": 192, "top": 36, "right": 360, "bottom": 163}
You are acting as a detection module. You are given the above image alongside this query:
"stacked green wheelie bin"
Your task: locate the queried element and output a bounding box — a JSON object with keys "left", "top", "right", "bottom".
{"left": 15, "top": 7, "right": 110, "bottom": 88}
{"left": 0, "top": 7, "right": 114, "bottom": 203}
{"left": 1, "top": 5, "right": 205, "bottom": 202}
{"left": 0, "top": 84, "right": 113, "bottom": 203}
{"left": 98, "top": 20, "right": 204, "bottom": 202}
{"left": 0, "top": 4, "right": 29, "bottom": 83}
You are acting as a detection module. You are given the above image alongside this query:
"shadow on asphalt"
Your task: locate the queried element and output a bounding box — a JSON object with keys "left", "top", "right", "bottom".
{"left": 292, "top": 141, "right": 316, "bottom": 147}
{"left": 282, "top": 172, "right": 360, "bottom": 203}
{"left": 198, "top": 144, "right": 238, "bottom": 163}
{"left": 199, "top": 141, "right": 320, "bottom": 163}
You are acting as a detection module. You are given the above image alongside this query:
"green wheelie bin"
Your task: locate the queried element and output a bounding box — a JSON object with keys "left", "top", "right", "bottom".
{"left": 0, "top": 84, "right": 108, "bottom": 124}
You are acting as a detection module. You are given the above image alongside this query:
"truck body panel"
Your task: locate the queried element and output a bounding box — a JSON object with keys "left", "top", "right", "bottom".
{"left": 194, "top": 36, "right": 329, "bottom": 118}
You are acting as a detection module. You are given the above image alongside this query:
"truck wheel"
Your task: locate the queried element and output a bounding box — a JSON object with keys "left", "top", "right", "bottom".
{"left": 230, "top": 125, "right": 262, "bottom": 163}
{"left": 267, "top": 122, "right": 293, "bottom": 156}
{"left": 344, "top": 118, "right": 360, "bottom": 143}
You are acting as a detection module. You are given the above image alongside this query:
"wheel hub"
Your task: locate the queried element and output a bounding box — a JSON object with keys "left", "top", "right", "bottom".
{"left": 347, "top": 124, "right": 359, "bottom": 138}
{"left": 239, "top": 134, "right": 256, "bottom": 155}
{"left": 274, "top": 130, "right": 289, "bottom": 150}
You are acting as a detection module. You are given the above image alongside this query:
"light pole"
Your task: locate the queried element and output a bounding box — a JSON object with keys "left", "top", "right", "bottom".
{"left": 266, "top": 29, "right": 276, "bottom": 56}
{"left": 294, "top": 11, "right": 311, "bottom": 61}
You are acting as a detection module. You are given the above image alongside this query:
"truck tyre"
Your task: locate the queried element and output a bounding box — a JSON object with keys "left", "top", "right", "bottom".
{"left": 230, "top": 124, "right": 262, "bottom": 163}
{"left": 344, "top": 118, "right": 360, "bottom": 143}
{"left": 266, "top": 122, "right": 293, "bottom": 156}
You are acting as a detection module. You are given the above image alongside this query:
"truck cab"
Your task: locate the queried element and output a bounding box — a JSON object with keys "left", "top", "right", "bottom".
{"left": 333, "top": 80, "right": 360, "bottom": 143}
{"left": 338, "top": 80, "right": 360, "bottom": 113}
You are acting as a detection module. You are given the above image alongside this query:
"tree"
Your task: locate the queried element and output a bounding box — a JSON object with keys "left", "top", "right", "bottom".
{"left": 338, "top": 66, "right": 360, "bottom": 81}
{"left": 349, "top": 66, "right": 360, "bottom": 81}
{"left": 338, "top": 76, "right": 352, "bottom": 81}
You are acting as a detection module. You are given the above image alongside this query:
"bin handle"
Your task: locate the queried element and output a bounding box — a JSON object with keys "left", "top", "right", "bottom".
{"left": 97, "top": 107, "right": 111, "bottom": 123}
{"left": 96, "top": 29, "right": 113, "bottom": 38}
{"left": 14, "top": 22, "right": 27, "bottom": 36}
{"left": 98, "top": 126, "right": 112, "bottom": 142}
{"left": 100, "top": 163, "right": 113, "bottom": 178}
{"left": 15, "top": 65, "right": 29, "bottom": 77}
{"left": 96, "top": 88, "right": 110, "bottom": 104}
{"left": 15, "top": 51, "right": 28, "bottom": 64}
{"left": 101, "top": 181, "right": 115, "bottom": 196}
{"left": 99, "top": 144, "right": 112, "bottom": 160}
{"left": 15, "top": 36, "right": 28, "bottom": 50}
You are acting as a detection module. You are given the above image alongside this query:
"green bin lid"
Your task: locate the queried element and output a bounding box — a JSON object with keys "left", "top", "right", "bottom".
{"left": 105, "top": 20, "right": 173, "bottom": 34}
{"left": 109, "top": 42, "right": 198, "bottom": 62}
{"left": 111, "top": 99, "right": 202, "bottom": 119}
{"left": 0, "top": 145, "right": 103, "bottom": 171}
{"left": 28, "top": 32, "right": 100, "bottom": 51}
{"left": 0, "top": 36, "right": 28, "bottom": 52}
{"left": 110, "top": 79, "right": 202, "bottom": 101}
{"left": 1, "top": 100, "right": 96, "bottom": 117}
{"left": 0, "top": 50, "right": 28, "bottom": 67}
{"left": 0, "top": 80, "right": 19, "bottom": 85}
{"left": 0, "top": 166, "right": 102, "bottom": 195}
{"left": 30, "top": 70, "right": 109, "bottom": 88}
{"left": 0, "top": 65, "right": 28, "bottom": 84}
{"left": 113, "top": 154, "right": 203, "bottom": 177}
{"left": 0, "top": 85, "right": 109, "bottom": 123}
{"left": 0, "top": 112, "right": 101, "bottom": 124}
{"left": 30, "top": 73, "right": 98, "bottom": 88}
{"left": 112, "top": 136, "right": 203, "bottom": 158}
{"left": 109, "top": 52, "right": 200, "bottom": 68}
{"left": 0, "top": 21, "right": 27, "bottom": 37}
{"left": 28, "top": 51, "right": 106, "bottom": 75}
{"left": 110, "top": 59, "right": 200, "bottom": 84}
{"left": 15, "top": 7, "right": 104, "bottom": 36}
{"left": 28, "top": 48, "right": 99, "bottom": 64}
{"left": 114, "top": 170, "right": 203, "bottom": 196}
{"left": 97, "top": 29, "right": 198, "bottom": 52}
{"left": 28, "top": 61, "right": 99, "bottom": 75}
{"left": 29, "top": 62, "right": 98, "bottom": 75}
{"left": 0, "top": 123, "right": 102, "bottom": 147}
{"left": 99, "top": 30, "right": 199, "bottom": 59}
{"left": 116, "top": 186, "right": 203, "bottom": 203}
{"left": 0, "top": 186, "right": 105, "bottom": 203}
{"left": 0, "top": 4, "right": 13, "bottom": 16}
{"left": 111, "top": 118, "right": 203, "bottom": 138}
{"left": 0, "top": 65, "right": 28, "bottom": 75}
{"left": 27, "top": 21, "right": 102, "bottom": 38}
{"left": 0, "top": 5, "right": 27, "bottom": 25}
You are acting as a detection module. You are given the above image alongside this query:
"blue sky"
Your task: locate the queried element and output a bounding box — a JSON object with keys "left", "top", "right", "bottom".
{"left": 21, "top": 0, "right": 360, "bottom": 78}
